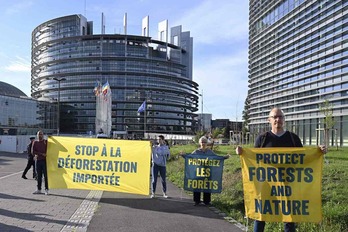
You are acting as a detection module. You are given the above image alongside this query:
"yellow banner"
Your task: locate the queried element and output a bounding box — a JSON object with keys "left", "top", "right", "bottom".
{"left": 240, "top": 147, "right": 323, "bottom": 223}
{"left": 46, "top": 136, "right": 151, "bottom": 195}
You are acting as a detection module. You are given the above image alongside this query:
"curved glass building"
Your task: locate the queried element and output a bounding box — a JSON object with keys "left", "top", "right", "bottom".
{"left": 31, "top": 15, "right": 199, "bottom": 137}
{"left": 248, "top": 0, "right": 348, "bottom": 146}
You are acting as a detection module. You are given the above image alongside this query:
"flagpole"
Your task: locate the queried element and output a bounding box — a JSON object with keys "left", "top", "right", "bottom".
{"left": 144, "top": 102, "right": 146, "bottom": 139}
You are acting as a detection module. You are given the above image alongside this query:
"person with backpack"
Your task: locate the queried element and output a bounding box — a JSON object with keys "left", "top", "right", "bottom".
{"left": 22, "top": 136, "right": 37, "bottom": 180}
{"left": 235, "top": 107, "right": 326, "bottom": 232}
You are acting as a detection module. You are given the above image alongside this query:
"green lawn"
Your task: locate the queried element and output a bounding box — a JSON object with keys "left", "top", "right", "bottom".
{"left": 166, "top": 144, "right": 348, "bottom": 232}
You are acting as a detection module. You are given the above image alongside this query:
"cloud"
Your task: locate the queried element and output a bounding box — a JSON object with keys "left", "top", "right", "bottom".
{"left": 5, "top": 1, "right": 33, "bottom": 15}
{"left": 175, "top": 0, "right": 249, "bottom": 45}
{"left": 4, "top": 56, "right": 31, "bottom": 72}
{"left": 170, "top": 0, "right": 249, "bottom": 119}
{"left": 194, "top": 49, "right": 248, "bottom": 119}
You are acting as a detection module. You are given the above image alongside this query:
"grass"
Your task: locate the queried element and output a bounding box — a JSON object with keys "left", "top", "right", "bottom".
{"left": 166, "top": 144, "right": 348, "bottom": 232}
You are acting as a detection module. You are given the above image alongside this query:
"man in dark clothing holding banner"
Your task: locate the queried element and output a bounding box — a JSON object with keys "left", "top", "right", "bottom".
{"left": 32, "top": 130, "right": 49, "bottom": 195}
{"left": 236, "top": 107, "right": 326, "bottom": 232}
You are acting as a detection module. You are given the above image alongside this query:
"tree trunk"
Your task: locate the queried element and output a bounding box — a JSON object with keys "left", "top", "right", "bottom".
{"left": 324, "top": 128, "right": 329, "bottom": 150}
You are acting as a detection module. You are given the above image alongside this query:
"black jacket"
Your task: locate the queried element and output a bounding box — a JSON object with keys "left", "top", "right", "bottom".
{"left": 255, "top": 131, "right": 303, "bottom": 148}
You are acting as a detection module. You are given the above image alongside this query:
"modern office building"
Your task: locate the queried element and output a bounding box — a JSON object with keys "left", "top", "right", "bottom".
{"left": 248, "top": 0, "right": 348, "bottom": 146}
{"left": 31, "top": 14, "right": 199, "bottom": 137}
{"left": 211, "top": 119, "right": 243, "bottom": 132}
{"left": 0, "top": 81, "right": 41, "bottom": 135}
{"left": 197, "top": 113, "right": 212, "bottom": 132}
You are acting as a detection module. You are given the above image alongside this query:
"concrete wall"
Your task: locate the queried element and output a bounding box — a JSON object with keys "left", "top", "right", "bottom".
{"left": 0, "top": 135, "right": 34, "bottom": 153}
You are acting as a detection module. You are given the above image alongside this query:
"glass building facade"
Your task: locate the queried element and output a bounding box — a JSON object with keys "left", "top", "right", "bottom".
{"left": 31, "top": 15, "right": 199, "bottom": 137}
{"left": 248, "top": 0, "right": 348, "bottom": 146}
{"left": 0, "top": 81, "right": 41, "bottom": 135}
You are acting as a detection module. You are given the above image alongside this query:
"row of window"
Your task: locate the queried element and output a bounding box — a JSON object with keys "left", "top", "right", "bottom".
{"left": 252, "top": 26, "right": 347, "bottom": 76}
{"left": 34, "top": 18, "right": 82, "bottom": 44}
{"left": 250, "top": 12, "right": 347, "bottom": 75}
{"left": 250, "top": 62, "right": 348, "bottom": 100}
{"left": 249, "top": 73, "right": 348, "bottom": 105}
{"left": 248, "top": 1, "right": 348, "bottom": 131}
{"left": 249, "top": 116, "right": 348, "bottom": 146}
{"left": 0, "top": 97, "right": 39, "bottom": 126}
{"left": 250, "top": 0, "right": 346, "bottom": 65}
{"left": 252, "top": 0, "right": 306, "bottom": 35}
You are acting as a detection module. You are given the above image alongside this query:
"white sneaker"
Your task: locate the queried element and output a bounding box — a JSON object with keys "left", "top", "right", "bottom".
{"left": 33, "top": 190, "right": 42, "bottom": 194}
{"left": 45, "top": 189, "right": 49, "bottom": 195}
{"left": 163, "top": 193, "right": 168, "bottom": 198}
{"left": 150, "top": 193, "right": 155, "bottom": 198}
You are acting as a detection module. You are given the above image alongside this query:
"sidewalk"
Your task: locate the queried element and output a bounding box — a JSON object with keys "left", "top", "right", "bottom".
{"left": 87, "top": 181, "right": 245, "bottom": 232}
{"left": 0, "top": 152, "right": 245, "bottom": 232}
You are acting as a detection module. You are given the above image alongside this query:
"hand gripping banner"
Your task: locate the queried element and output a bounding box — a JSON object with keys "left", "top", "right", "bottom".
{"left": 183, "top": 154, "right": 225, "bottom": 193}
{"left": 240, "top": 147, "right": 323, "bottom": 223}
{"left": 46, "top": 136, "right": 151, "bottom": 195}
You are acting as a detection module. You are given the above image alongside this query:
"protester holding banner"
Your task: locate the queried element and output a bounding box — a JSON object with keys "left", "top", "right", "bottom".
{"left": 151, "top": 135, "right": 170, "bottom": 198}
{"left": 32, "top": 130, "right": 49, "bottom": 195}
{"left": 182, "top": 136, "right": 230, "bottom": 206}
{"left": 236, "top": 107, "right": 326, "bottom": 232}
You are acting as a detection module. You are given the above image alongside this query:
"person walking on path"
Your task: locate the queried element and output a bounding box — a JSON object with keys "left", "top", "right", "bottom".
{"left": 22, "top": 136, "right": 37, "bottom": 180}
{"left": 182, "top": 136, "right": 230, "bottom": 206}
{"left": 32, "top": 130, "right": 49, "bottom": 195}
{"left": 236, "top": 107, "right": 326, "bottom": 232}
{"left": 151, "top": 135, "right": 170, "bottom": 198}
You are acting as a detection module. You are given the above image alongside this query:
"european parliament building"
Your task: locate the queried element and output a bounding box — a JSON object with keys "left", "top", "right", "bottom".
{"left": 248, "top": 0, "right": 348, "bottom": 146}
{"left": 31, "top": 14, "right": 199, "bottom": 137}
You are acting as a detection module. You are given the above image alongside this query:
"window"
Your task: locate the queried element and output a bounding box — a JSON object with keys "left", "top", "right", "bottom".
{"left": 173, "top": 36, "right": 178, "bottom": 46}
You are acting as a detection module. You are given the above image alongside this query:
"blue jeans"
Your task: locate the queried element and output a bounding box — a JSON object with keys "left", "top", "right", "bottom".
{"left": 151, "top": 163, "right": 166, "bottom": 194}
{"left": 36, "top": 160, "right": 48, "bottom": 191}
{"left": 254, "top": 221, "right": 295, "bottom": 232}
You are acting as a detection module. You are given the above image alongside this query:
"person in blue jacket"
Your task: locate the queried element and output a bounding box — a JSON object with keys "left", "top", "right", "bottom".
{"left": 150, "top": 135, "right": 170, "bottom": 198}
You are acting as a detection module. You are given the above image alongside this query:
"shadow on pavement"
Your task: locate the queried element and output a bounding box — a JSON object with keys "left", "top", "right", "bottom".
{"left": 0, "top": 152, "right": 26, "bottom": 159}
{"left": 0, "top": 208, "right": 76, "bottom": 226}
{"left": 47, "top": 193, "right": 86, "bottom": 201}
{"left": 0, "top": 193, "right": 44, "bottom": 202}
{"left": 99, "top": 197, "right": 223, "bottom": 219}
{"left": 0, "top": 152, "right": 26, "bottom": 166}
{"left": 0, "top": 222, "right": 31, "bottom": 232}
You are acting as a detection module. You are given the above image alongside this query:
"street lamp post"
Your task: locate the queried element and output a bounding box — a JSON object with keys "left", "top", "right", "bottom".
{"left": 53, "top": 77, "right": 66, "bottom": 135}
{"left": 199, "top": 89, "right": 203, "bottom": 131}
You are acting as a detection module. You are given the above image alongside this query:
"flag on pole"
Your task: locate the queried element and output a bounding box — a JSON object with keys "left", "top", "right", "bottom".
{"left": 137, "top": 101, "right": 146, "bottom": 113}
{"left": 102, "top": 81, "right": 110, "bottom": 96}
{"left": 93, "top": 81, "right": 102, "bottom": 96}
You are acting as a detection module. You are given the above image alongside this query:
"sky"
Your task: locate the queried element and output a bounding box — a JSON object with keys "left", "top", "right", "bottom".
{"left": 0, "top": 0, "right": 249, "bottom": 121}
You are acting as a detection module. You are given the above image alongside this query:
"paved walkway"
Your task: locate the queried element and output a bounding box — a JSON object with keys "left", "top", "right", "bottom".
{"left": 0, "top": 152, "right": 245, "bottom": 232}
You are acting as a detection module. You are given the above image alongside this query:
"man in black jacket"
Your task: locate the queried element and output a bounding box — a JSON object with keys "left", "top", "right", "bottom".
{"left": 22, "top": 136, "right": 37, "bottom": 179}
{"left": 236, "top": 107, "right": 326, "bottom": 232}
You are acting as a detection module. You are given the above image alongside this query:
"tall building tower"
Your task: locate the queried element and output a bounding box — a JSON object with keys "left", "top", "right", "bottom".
{"left": 248, "top": 0, "right": 348, "bottom": 145}
{"left": 31, "top": 15, "right": 199, "bottom": 137}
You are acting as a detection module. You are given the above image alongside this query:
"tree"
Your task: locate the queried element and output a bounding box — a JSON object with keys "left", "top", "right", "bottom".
{"left": 242, "top": 95, "right": 251, "bottom": 144}
{"left": 224, "top": 123, "right": 231, "bottom": 139}
{"left": 242, "top": 95, "right": 250, "bottom": 134}
{"left": 211, "top": 128, "right": 223, "bottom": 139}
{"left": 319, "top": 99, "right": 335, "bottom": 149}
{"left": 194, "top": 131, "right": 205, "bottom": 143}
